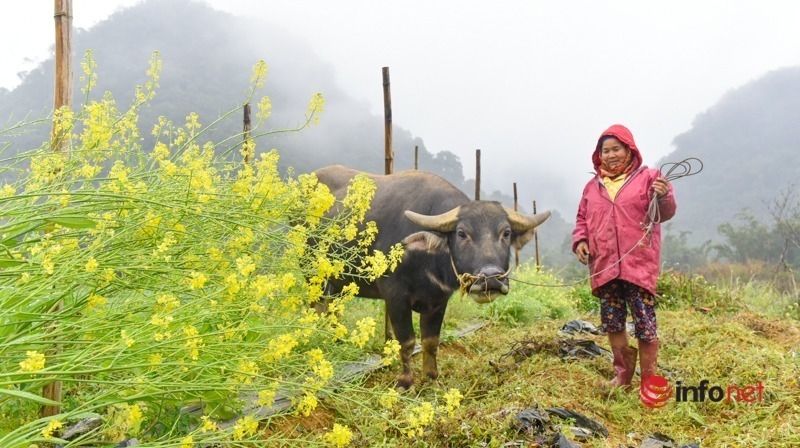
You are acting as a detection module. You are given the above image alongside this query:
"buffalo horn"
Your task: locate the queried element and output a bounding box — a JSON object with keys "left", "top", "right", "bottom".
{"left": 404, "top": 207, "right": 461, "bottom": 232}
{"left": 503, "top": 206, "right": 552, "bottom": 231}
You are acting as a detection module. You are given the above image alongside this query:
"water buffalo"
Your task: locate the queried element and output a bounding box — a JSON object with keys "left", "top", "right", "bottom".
{"left": 313, "top": 165, "right": 550, "bottom": 390}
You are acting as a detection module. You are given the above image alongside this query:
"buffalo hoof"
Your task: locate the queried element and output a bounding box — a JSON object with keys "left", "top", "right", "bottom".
{"left": 424, "top": 370, "right": 439, "bottom": 381}
{"left": 396, "top": 374, "right": 415, "bottom": 392}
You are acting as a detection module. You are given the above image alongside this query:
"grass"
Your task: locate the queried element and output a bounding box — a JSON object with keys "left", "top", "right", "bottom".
{"left": 257, "top": 264, "right": 800, "bottom": 447}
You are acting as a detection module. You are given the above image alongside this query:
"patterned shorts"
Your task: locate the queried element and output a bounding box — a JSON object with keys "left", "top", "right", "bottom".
{"left": 597, "top": 279, "right": 658, "bottom": 342}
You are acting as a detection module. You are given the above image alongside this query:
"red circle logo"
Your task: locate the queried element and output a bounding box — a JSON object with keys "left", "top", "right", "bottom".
{"left": 640, "top": 375, "right": 672, "bottom": 408}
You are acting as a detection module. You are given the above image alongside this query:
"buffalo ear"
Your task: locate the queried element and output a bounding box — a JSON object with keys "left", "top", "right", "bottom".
{"left": 401, "top": 231, "right": 449, "bottom": 254}
{"left": 511, "top": 229, "right": 535, "bottom": 250}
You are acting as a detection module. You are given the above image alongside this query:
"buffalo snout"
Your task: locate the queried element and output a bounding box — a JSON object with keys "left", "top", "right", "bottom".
{"left": 467, "top": 265, "right": 510, "bottom": 303}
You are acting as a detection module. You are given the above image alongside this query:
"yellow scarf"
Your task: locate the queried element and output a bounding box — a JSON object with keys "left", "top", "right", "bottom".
{"left": 603, "top": 173, "right": 627, "bottom": 201}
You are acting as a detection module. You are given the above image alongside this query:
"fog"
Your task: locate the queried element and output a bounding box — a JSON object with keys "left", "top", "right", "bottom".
{"left": 2, "top": 0, "right": 800, "bottom": 216}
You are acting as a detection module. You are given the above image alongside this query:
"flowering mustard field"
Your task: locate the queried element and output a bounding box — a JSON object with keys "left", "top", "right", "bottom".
{"left": 0, "top": 53, "right": 466, "bottom": 447}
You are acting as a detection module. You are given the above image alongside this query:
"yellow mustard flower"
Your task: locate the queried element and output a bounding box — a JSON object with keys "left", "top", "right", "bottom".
{"left": 442, "top": 388, "right": 464, "bottom": 417}
{"left": 307, "top": 349, "right": 334, "bottom": 382}
{"left": 19, "top": 351, "right": 46, "bottom": 372}
{"left": 17, "top": 272, "right": 30, "bottom": 285}
{"left": 185, "top": 271, "right": 207, "bottom": 290}
{"left": 41, "top": 419, "right": 63, "bottom": 440}
{"left": 87, "top": 294, "right": 107, "bottom": 310}
{"left": 257, "top": 95, "right": 272, "bottom": 121}
{"left": 263, "top": 333, "right": 298, "bottom": 363}
{"left": 232, "top": 416, "right": 258, "bottom": 440}
{"left": 236, "top": 255, "right": 256, "bottom": 277}
{"left": 257, "top": 382, "right": 280, "bottom": 408}
{"left": 0, "top": 184, "right": 16, "bottom": 198}
{"left": 234, "top": 359, "right": 259, "bottom": 385}
{"left": 295, "top": 391, "right": 318, "bottom": 417}
{"left": 250, "top": 60, "right": 268, "bottom": 89}
{"left": 147, "top": 353, "right": 163, "bottom": 366}
{"left": 323, "top": 423, "right": 353, "bottom": 447}
{"left": 305, "top": 92, "right": 324, "bottom": 126}
{"left": 156, "top": 294, "right": 180, "bottom": 312}
{"left": 350, "top": 317, "right": 376, "bottom": 349}
{"left": 404, "top": 402, "right": 435, "bottom": 438}
{"left": 84, "top": 257, "right": 99, "bottom": 272}
{"left": 127, "top": 403, "right": 144, "bottom": 435}
{"left": 120, "top": 330, "right": 135, "bottom": 348}
{"left": 382, "top": 339, "right": 401, "bottom": 367}
{"left": 199, "top": 415, "right": 218, "bottom": 433}
{"left": 224, "top": 273, "right": 241, "bottom": 295}
{"left": 41, "top": 256, "right": 55, "bottom": 275}
{"left": 379, "top": 388, "right": 400, "bottom": 410}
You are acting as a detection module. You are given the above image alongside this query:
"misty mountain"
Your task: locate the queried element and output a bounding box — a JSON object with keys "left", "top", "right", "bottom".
{"left": 0, "top": 0, "right": 572, "bottom": 264}
{"left": 0, "top": 0, "right": 463, "bottom": 181}
{"left": 656, "top": 66, "right": 800, "bottom": 245}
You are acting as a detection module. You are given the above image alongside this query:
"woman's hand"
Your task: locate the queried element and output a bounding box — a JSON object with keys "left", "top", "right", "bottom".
{"left": 653, "top": 177, "right": 670, "bottom": 198}
{"left": 575, "top": 240, "right": 590, "bottom": 265}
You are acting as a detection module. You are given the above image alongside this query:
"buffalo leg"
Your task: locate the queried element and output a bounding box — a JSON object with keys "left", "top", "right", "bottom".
{"left": 312, "top": 281, "right": 335, "bottom": 314}
{"left": 419, "top": 307, "right": 446, "bottom": 381}
{"left": 386, "top": 300, "right": 416, "bottom": 391}
{"left": 384, "top": 303, "right": 396, "bottom": 341}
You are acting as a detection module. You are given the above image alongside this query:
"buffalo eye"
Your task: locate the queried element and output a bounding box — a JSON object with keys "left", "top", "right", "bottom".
{"left": 457, "top": 230, "right": 468, "bottom": 240}
{"left": 502, "top": 229, "right": 512, "bottom": 240}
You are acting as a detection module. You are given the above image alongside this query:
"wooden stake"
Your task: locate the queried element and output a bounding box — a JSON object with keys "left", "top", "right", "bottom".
{"left": 42, "top": 0, "right": 73, "bottom": 418}
{"left": 382, "top": 67, "right": 393, "bottom": 175}
{"left": 475, "top": 149, "right": 481, "bottom": 201}
{"left": 513, "top": 182, "right": 519, "bottom": 268}
{"left": 533, "top": 200, "right": 540, "bottom": 268}
{"left": 382, "top": 67, "right": 393, "bottom": 342}
{"left": 50, "top": 0, "right": 73, "bottom": 153}
{"left": 243, "top": 103, "right": 251, "bottom": 163}
{"left": 414, "top": 145, "right": 418, "bottom": 170}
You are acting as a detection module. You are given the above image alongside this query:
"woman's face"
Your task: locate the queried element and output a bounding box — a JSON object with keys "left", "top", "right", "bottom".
{"left": 600, "top": 137, "right": 630, "bottom": 171}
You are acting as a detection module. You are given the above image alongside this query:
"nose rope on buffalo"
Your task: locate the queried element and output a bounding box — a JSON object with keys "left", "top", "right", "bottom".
{"left": 450, "top": 254, "right": 514, "bottom": 298}
{"left": 504, "top": 157, "right": 704, "bottom": 289}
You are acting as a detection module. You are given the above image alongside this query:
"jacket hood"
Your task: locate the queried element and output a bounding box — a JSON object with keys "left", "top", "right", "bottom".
{"left": 592, "top": 124, "right": 643, "bottom": 175}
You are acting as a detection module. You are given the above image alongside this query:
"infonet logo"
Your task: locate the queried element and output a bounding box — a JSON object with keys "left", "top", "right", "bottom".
{"left": 640, "top": 376, "right": 765, "bottom": 408}
{"left": 640, "top": 375, "right": 673, "bottom": 408}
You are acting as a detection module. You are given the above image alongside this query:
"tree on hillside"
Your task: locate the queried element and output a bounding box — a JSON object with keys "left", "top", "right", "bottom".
{"left": 661, "top": 224, "right": 711, "bottom": 270}
{"left": 708, "top": 186, "right": 800, "bottom": 272}
{"left": 711, "top": 211, "right": 784, "bottom": 263}
{"left": 769, "top": 184, "right": 800, "bottom": 269}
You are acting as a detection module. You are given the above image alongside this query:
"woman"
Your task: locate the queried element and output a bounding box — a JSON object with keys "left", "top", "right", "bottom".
{"left": 572, "top": 124, "right": 676, "bottom": 389}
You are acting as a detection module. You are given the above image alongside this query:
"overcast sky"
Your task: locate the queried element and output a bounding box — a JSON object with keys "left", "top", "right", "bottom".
{"left": 2, "top": 0, "right": 800, "bottom": 214}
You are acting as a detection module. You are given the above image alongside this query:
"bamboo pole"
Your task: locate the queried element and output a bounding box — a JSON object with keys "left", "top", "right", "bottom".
{"left": 42, "top": 0, "right": 73, "bottom": 418}
{"left": 382, "top": 67, "right": 393, "bottom": 175}
{"left": 513, "top": 182, "right": 519, "bottom": 268}
{"left": 475, "top": 149, "right": 481, "bottom": 201}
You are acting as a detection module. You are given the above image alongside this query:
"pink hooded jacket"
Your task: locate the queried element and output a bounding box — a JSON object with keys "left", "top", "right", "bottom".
{"left": 572, "top": 124, "right": 677, "bottom": 296}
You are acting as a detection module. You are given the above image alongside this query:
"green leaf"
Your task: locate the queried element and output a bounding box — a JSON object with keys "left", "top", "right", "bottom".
{"left": 47, "top": 216, "right": 97, "bottom": 229}
{"left": 0, "top": 387, "right": 61, "bottom": 406}
{"left": 0, "top": 221, "right": 45, "bottom": 246}
{"left": 0, "top": 258, "right": 26, "bottom": 267}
